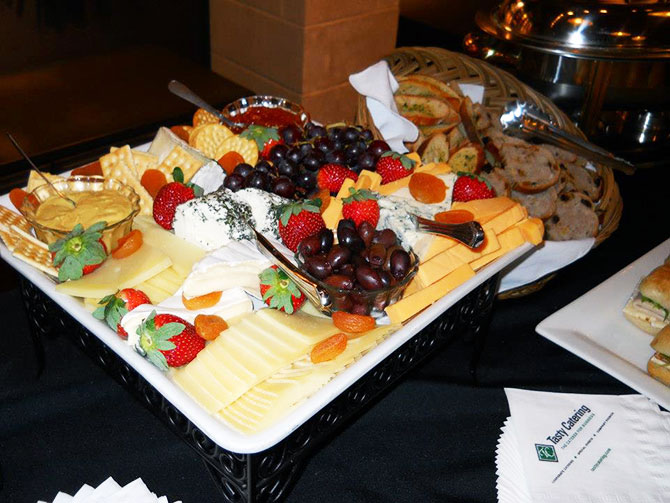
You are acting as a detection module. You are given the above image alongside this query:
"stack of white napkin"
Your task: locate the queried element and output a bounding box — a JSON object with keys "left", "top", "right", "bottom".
{"left": 38, "top": 476, "right": 181, "bottom": 503}
{"left": 496, "top": 388, "right": 670, "bottom": 502}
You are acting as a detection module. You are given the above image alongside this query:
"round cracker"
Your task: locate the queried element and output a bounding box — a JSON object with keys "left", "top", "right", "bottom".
{"left": 193, "top": 108, "right": 220, "bottom": 127}
{"left": 193, "top": 124, "right": 233, "bottom": 159}
{"left": 215, "top": 135, "right": 259, "bottom": 166}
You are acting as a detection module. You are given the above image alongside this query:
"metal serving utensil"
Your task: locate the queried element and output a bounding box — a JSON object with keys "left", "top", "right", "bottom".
{"left": 500, "top": 101, "right": 635, "bottom": 175}
{"left": 6, "top": 132, "right": 77, "bottom": 208}
{"left": 167, "top": 80, "right": 245, "bottom": 130}
{"left": 412, "top": 214, "right": 485, "bottom": 249}
{"left": 250, "top": 227, "right": 333, "bottom": 315}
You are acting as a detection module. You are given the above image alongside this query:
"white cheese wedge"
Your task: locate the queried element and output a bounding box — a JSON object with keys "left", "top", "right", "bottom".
{"left": 190, "top": 160, "right": 225, "bottom": 194}
{"left": 182, "top": 240, "right": 270, "bottom": 299}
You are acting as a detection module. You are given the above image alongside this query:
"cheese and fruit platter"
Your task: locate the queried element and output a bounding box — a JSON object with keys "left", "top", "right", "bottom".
{"left": 1, "top": 63, "right": 619, "bottom": 453}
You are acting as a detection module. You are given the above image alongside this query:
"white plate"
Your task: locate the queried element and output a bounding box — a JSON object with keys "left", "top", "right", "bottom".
{"left": 536, "top": 238, "right": 670, "bottom": 409}
{"left": 0, "top": 174, "right": 534, "bottom": 453}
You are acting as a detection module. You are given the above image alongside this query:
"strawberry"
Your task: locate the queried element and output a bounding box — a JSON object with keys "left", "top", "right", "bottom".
{"left": 153, "top": 167, "right": 203, "bottom": 230}
{"left": 49, "top": 221, "right": 108, "bottom": 282}
{"left": 316, "top": 164, "right": 358, "bottom": 194}
{"left": 375, "top": 151, "right": 416, "bottom": 184}
{"left": 342, "top": 188, "right": 379, "bottom": 228}
{"left": 135, "top": 311, "right": 205, "bottom": 370}
{"left": 240, "top": 125, "right": 281, "bottom": 159}
{"left": 452, "top": 172, "right": 496, "bottom": 202}
{"left": 277, "top": 200, "right": 326, "bottom": 252}
{"left": 93, "top": 288, "right": 151, "bottom": 339}
{"left": 259, "top": 265, "right": 305, "bottom": 314}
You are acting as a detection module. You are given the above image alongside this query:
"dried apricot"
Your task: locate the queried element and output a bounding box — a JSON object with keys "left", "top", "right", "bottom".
{"left": 71, "top": 161, "right": 103, "bottom": 176}
{"left": 170, "top": 125, "right": 192, "bottom": 143}
{"left": 141, "top": 169, "right": 168, "bottom": 199}
{"left": 310, "top": 333, "right": 347, "bottom": 363}
{"left": 332, "top": 311, "right": 375, "bottom": 333}
{"left": 408, "top": 172, "right": 446, "bottom": 204}
{"left": 434, "top": 209, "right": 474, "bottom": 224}
{"left": 217, "top": 151, "right": 245, "bottom": 175}
{"left": 314, "top": 188, "right": 331, "bottom": 213}
{"left": 182, "top": 291, "right": 222, "bottom": 310}
{"left": 194, "top": 314, "right": 229, "bottom": 340}
{"left": 9, "top": 188, "right": 27, "bottom": 211}
{"left": 111, "top": 229, "right": 143, "bottom": 259}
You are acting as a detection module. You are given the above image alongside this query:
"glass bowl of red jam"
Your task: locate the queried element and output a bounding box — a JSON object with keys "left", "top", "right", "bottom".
{"left": 222, "top": 96, "right": 310, "bottom": 131}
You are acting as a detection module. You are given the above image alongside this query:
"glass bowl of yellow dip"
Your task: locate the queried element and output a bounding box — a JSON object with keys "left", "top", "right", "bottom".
{"left": 21, "top": 176, "right": 141, "bottom": 251}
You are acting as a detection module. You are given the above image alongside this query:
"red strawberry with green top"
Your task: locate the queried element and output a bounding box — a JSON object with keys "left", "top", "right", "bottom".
{"left": 49, "top": 221, "right": 108, "bottom": 282}
{"left": 452, "top": 172, "right": 496, "bottom": 202}
{"left": 240, "top": 125, "right": 281, "bottom": 159}
{"left": 153, "top": 167, "right": 203, "bottom": 230}
{"left": 375, "top": 151, "right": 416, "bottom": 184}
{"left": 342, "top": 188, "right": 379, "bottom": 228}
{"left": 316, "top": 163, "right": 358, "bottom": 194}
{"left": 277, "top": 200, "right": 326, "bottom": 252}
{"left": 259, "top": 265, "right": 305, "bottom": 314}
{"left": 135, "top": 311, "right": 205, "bottom": 370}
{"left": 93, "top": 288, "right": 151, "bottom": 339}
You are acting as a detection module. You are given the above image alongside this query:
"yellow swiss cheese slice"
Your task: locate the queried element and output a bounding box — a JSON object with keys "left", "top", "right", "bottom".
{"left": 54, "top": 243, "right": 172, "bottom": 298}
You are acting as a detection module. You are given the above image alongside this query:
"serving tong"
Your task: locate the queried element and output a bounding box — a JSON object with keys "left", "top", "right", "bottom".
{"left": 499, "top": 101, "right": 635, "bottom": 175}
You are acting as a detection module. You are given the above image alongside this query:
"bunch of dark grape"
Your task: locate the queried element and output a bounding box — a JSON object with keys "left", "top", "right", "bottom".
{"left": 223, "top": 122, "right": 390, "bottom": 199}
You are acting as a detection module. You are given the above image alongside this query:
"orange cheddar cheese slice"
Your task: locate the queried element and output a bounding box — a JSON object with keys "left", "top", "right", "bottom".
{"left": 355, "top": 170, "right": 382, "bottom": 190}
{"left": 322, "top": 197, "right": 343, "bottom": 229}
{"left": 482, "top": 204, "right": 527, "bottom": 235}
{"left": 446, "top": 230, "right": 500, "bottom": 264}
{"left": 336, "top": 178, "right": 356, "bottom": 200}
{"left": 469, "top": 226, "right": 526, "bottom": 270}
{"left": 452, "top": 197, "right": 517, "bottom": 222}
{"left": 514, "top": 217, "right": 544, "bottom": 245}
{"left": 386, "top": 263, "right": 475, "bottom": 324}
{"left": 415, "top": 249, "right": 467, "bottom": 288}
{"left": 419, "top": 162, "right": 451, "bottom": 176}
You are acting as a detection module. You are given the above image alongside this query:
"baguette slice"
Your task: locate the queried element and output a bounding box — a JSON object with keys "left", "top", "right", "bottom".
{"left": 448, "top": 142, "right": 484, "bottom": 174}
{"left": 397, "top": 74, "right": 462, "bottom": 109}
{"left": 417, "top": 133, "right": 450, "bottom": 164}
{"left": 648, "top": 326, "right": 670, "bottom": 385}
{"left": 447, "top": 124, "right": 468, "bottom": 152}
{"left": 511, "top": 186, "right": 558, "bottom": 220}
{"left": 394, "top": 95, "right": 455, "bottom": 126}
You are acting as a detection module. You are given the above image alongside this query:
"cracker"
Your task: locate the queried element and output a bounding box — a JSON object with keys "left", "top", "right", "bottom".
{"left": 0, "top": 228, "right": 20, "bottom": 251}
{"left": 10, "top": 225, "right": 48, "bottom": 249}
{"left": 100, "top": 146, "right": 153, "bottom": 215}
{"left": 192, "top": 124, "right": 233, "bottom": 159}
{"left": 0, "top": 205, "right": 31, "bottom": 233}
{"left": 193, "top": 108, "right": 220, "bottom": 127}
{"left": 26, "top": 171, "right": 65, "bottom": 193}
{"left": 157, "top": 145, "right": 204, "bottom": 182}
{"left": 131, "top": 150, "right": 160, "bottom": 179}
{"left": 12, "top": 239, "right": 58, "bottom": 277}
{"left": 188, "top": 124, "right": 208, "bottom": 147}
{"left": 215, "top": 135, "right": 258, "bottom": 166}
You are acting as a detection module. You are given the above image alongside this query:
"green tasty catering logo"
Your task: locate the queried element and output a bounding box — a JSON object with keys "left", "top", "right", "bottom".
{"left": 535, "top": 444, "right": 558, "bottom": 462}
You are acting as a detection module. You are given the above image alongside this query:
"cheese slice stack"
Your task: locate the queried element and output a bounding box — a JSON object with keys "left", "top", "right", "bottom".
{"left": 218, "top": 323, "right": 399, "bottom": 434}
{"left": 172, "top": 309, "right": 339, "bottom": 414}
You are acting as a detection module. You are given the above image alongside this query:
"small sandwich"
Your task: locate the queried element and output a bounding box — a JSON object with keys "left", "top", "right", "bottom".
{"left": 623, "top": 263, "right": 670, "bottom": 334}
{"left": 648, "top": 325, "right": 670, "bottom": 385}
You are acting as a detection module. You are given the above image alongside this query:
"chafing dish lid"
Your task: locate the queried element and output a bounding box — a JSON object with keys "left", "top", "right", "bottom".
{"left": 477, "top": 0, "right": 670, "bottom": 59}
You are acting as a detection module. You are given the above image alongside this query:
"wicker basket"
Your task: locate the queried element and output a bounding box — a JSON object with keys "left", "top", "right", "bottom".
{"left": 355, "top": 47, "right": 622, "bottom": 299}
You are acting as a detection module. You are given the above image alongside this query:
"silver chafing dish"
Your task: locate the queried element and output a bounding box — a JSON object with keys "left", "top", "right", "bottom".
{"left": 464, "top": 0, "right": 670, "bottom": 161}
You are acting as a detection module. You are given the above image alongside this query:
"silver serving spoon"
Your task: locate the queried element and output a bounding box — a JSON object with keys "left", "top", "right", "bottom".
{"left": 6, "top": 133, "right": 77, "bottom": 208}
{"left": 167, "top": 80, "right": 245, "bottom": 130}
{"left": 500, "top": 101, "right": 635, "bottom": 175}
{"left": 412, "top": 214, "right": 485, "bottom": 249}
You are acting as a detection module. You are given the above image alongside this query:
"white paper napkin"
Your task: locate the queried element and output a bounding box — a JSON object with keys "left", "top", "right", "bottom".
{"left": 38, "top": 476, "right": 181, "bottom": 503}
{"left": 498, "top": 238, "right": 595, "bottom": 292}
{"left": 348, "top": 61, "right": 419, "bottom": 152}
{"left": 496, "top": 388, "right": 670, "bottom": 503}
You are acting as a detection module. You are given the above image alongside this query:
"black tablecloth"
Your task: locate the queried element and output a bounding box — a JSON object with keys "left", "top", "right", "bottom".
{"left": 1, "top": 166, "right": 668, "bottom": 503}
